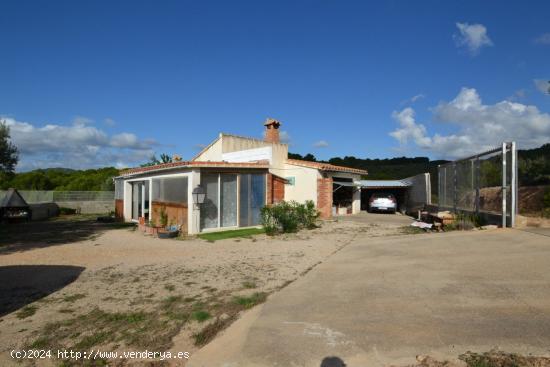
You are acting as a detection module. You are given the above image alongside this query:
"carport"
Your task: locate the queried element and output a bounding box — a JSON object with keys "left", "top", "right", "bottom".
{"left": 332, "top": 179, "right": 362, "bottom": 215}
{"left": 359, "top": 179, "right": 411, "bottom": 213}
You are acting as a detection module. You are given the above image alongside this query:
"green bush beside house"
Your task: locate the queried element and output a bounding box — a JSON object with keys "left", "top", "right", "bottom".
{"left": 261, "top": 200, "right": 320, "bottom": 235}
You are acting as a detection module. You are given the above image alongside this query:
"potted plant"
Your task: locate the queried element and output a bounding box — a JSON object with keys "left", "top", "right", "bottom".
{"left": 157, "top": 207, "right": 179, "bottom": 238}
{"left": 158, "top": 224, "right": 179, "bottom": 239}
{"left": 138, "top": 216, "right": 147, "bottom": 232}
{"left": 145, "top": 220, "right": 159, "bottom": 235}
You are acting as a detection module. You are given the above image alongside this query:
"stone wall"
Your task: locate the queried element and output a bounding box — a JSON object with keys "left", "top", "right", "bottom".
{"left": 57, "top": 201, "right": 114, "bottom": 214}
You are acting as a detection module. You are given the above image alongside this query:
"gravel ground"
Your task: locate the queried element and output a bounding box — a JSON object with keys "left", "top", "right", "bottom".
{"left": 0, "top": 216, "right": 411, "bottom": 366}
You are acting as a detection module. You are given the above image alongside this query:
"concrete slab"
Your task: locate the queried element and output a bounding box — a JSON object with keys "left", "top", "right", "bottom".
{"left": 519, "top": 227, "right": 550, "bottom": 237}
{"left": 336, "top": 211, "right": 414, "bottom": 227}
{"left": 189, "top": 229, "right": 550, "bottom": 367}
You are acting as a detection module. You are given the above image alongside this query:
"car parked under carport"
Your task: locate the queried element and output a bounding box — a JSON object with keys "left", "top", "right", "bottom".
{"left": 359, "top": 180, "right": 411, "bottom": 213}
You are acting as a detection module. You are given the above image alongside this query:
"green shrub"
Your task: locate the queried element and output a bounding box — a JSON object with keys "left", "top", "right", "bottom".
{"left": 261, "top": 200, "right": 320, "bottom": 235}
{"left": 295, "top": 200, "right": 319, "bottom": 229}
{"left": 159, "top": 206, "right": 168, "bottom": 228}
{"left": 446, "top": 212, "right": 485, "bottom": 231}
{"left": 59, "top": 207, "right": 77, "bottom": 215}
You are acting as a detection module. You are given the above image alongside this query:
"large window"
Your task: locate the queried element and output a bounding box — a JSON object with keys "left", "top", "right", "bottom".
{"left": 200, "top": 174, "right": 219, "bottom": 229}
{"left": 152, "top": 176, "right": 188, "bottom": 204}
{"left": 221, "top": 175, "right": 238, "bottom": 227}
{"left": 114, "top": 179, "right": 124, "bottom": 200}
{"left": 199, "top": 173, "right": 265, "bottom": 231}
{"left": 239, "top": 174, "right": 266, "bottom": 227}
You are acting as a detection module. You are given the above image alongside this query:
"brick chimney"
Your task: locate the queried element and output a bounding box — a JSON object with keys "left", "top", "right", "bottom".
{"left": 264, "top": 118, "right": 281, "bottom": 144}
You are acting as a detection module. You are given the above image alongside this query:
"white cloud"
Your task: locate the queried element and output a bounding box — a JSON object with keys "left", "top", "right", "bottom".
{"left": 534, "top": 79, "right": 550, "bottom": 95}
{"left": 534, "top": 33, "right": 550, "bottom": 45}
{"left": 507, "top": 89, "right": 526, "bottom": 101}
{"left": 410, "top": 94, "right": 425, "bottom": 103}
{"left": 104, "top": 117, "right": 116, "bottom": 127}
{"left": 389, "top": 87, "right": 550, "bottom": 158}
{"left": 1, "top": 116, "right": 157, "bottom": 171}
{"left": 454, "top": 22, "right": 493, "bottom": 55}
{"left": 72, "top": 116, "right": 94, "bottom": 127}
{"left": 313, "top": 140, "right": 329, "bottom": 148}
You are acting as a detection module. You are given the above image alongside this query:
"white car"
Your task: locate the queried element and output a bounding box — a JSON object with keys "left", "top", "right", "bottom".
{"left": 368, "top": 193, "right": 397, "bottom": 213}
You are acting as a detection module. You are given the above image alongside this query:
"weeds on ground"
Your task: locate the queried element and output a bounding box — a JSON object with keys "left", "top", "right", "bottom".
{"left": 242, "top": 280, "right": 257, "bottom": 289}
{"left": 164, "top": 284, "right": 175, "bottom": 292}
{"left": 198, "top": 228, "right": 265, "bottom": 242}
{"left": 446, "top": 213, "right": 486, "bottom": 231}
{"left": 191, "top": 310, "right": 211, "bottom": 322}
{"left": 28, "top": 307, "right": 183, "bottom": 353}
{"left": 233, "top": 292, "right": 267, "bottom": 309}
{"left": 63, "top": 293, "right": 86, "bottom": 303}
{"left": 16, "top": 305, "right": 38, "bottom": 319}
{"left": 400, "top": 226, "right": 425, "bottom": 235}
{"left": 193, "top": 316, "right": 235, "bottom": 346}
{"left": 459, "top": 350, "right": 550, "bottom": 367}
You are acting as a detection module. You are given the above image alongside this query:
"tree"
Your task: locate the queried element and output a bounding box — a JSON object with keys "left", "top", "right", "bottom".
{"left": 140, "top": 153, "right": 173, "bottom": 167}
{"left": 160, "top": 153, "right": 172, "bottom": 163}
{"left": 288, "top": 152, "right": 317, "bottom": 162}
{"left": 0, "top": 120, "right": 18, "bottom": 174}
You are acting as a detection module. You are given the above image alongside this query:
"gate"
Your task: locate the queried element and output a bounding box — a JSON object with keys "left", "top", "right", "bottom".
{"left": 438, "top": 142, "right": 518, "bottom": 227}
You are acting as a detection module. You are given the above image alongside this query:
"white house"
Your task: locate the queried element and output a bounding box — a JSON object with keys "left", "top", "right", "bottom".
{"left": 114, "top": 119, "right": 367, "bottom": 234}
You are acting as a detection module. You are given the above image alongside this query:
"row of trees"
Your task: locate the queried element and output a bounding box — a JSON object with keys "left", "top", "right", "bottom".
{"left": 2, "top": 118, "right": 549, "bottom": 191}
{"left": 0, "top": 167, "right": 120, "bottom": 191}
{"left": 290, "top": 144, "right": 550, "bottom": 187}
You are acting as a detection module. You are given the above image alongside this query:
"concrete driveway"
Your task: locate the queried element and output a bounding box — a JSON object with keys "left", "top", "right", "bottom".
{"left": 189, "top": 229, "right": 550, "bottom": 367}
{"left": 336, "top": 211, "right": 415, "bottom": 227}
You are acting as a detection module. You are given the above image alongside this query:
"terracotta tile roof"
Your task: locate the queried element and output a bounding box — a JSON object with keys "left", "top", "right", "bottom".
{"left": 286, "top": 159, "right": 368, "bottom": 175}
{"left": 120, "top": 161, "right": 270, "bottom": 177}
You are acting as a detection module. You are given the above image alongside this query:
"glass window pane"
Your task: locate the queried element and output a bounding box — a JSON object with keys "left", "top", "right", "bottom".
{"left": 132, "top": 183, "right": 140, "bottom": 220}
{"left": 152, "top": 177, "right": 188, "bottom": 204}
{"left": 250, "top": 174, "right": 266, "bottom": 226}
{"left": 239, "top": 174, "right": 250, "bottom": 226}
{"left": 114, "top": 179, "right": 124, "bottom": 200}
{"left": 144, "top": 181, "right": 150, "bottom": 217}
{"left": 200, "top": 174, "right": 219, "bottom": 229}
{"left": 221, "top": 174, "right": 238, "bottom": 227}
{"left": 238, "top": 174, "right": 266, "bottom": 227}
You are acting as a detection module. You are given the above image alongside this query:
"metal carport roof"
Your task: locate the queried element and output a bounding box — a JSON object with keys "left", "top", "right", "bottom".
{"left": 358, "top": 179, "right": 412, "bottom": 189}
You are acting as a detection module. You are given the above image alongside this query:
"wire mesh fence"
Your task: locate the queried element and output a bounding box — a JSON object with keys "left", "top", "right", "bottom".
{"left": 437, "top": 142, "right": 517, "bottom": 227}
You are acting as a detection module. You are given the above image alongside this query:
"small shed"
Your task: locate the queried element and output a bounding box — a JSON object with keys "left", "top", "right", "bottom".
{"left": 0, "top": 188, "right": 31, "bottom": 222}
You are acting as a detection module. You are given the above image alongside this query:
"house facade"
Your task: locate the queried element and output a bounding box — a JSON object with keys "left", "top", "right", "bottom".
{"left": 114, "top": 119, "right": 367, "bottom": 234}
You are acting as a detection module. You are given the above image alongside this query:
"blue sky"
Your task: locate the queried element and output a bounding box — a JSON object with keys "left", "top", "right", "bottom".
{"left": 1, "top": 0, "right": 549, "bottom": 170}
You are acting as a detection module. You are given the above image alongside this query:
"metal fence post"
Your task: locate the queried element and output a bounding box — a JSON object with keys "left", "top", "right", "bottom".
{"left": 453, "top": 162, "right": 457, "bottom": 213}
{"left": 501, "top": 142, "right": 507, "bottom": 228}
{"left": 511, "top": 141, "right": 517, "bottom": 227}
{"left": 475, "top": 157, "right": 480, "bottom": 215}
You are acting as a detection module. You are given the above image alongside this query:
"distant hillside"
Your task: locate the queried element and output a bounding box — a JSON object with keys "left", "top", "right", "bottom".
{"left": 518, "top": 143, "right": 550, "bottom": 185}
{"left": 289, "top": 152, "right": 448, "bottom": 180}
{"left": 291, "top": 142, "right": 550, "bottom": 187}
{"left": 2, "top": 143, "right": 548, "bottom": 192}
{"left": 0, "top": 167, "right": 119, "bottom": 191}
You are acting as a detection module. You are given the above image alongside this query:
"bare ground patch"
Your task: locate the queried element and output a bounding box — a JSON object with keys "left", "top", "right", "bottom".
{"left": 0, "top": 218, "right": 409, "bottom": 366}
